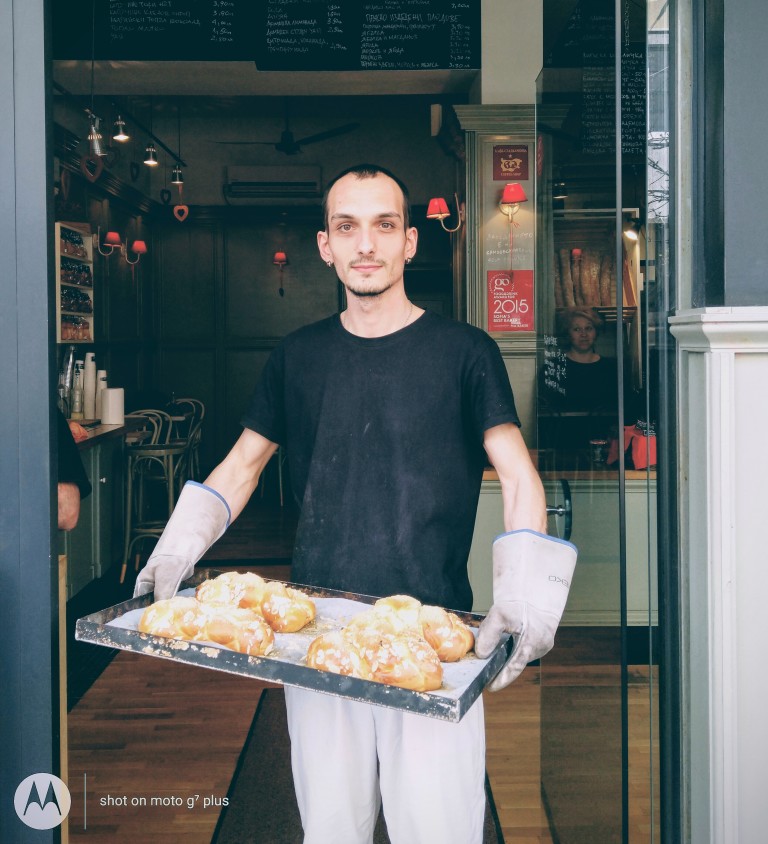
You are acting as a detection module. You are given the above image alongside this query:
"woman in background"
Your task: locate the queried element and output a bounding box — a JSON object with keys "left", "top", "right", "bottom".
{"left": 539, "top": 307, "right": 637, "bottom": 451}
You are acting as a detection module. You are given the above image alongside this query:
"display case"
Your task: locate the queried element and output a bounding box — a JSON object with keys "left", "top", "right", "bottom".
{"left": 55, "top": 221, "right": 94, "bottom": 343}
{"left": 548, "top": 208, "right": 639, "bottom": 326}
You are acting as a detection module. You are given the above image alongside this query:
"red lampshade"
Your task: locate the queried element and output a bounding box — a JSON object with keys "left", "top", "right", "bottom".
{"left": 104, "top": 231, "right": 122, "bottom": 247}
{"left": 130, "top": 240, "right": 148, "bottom": 255}
{"left": 273, "top": 251, "right": 288, "bottom": 265}
{"left": 426, "top": 197, "right": 450, "bottom": 220}
{"left": 500, "top": 183, "right": 528, "bottom": 205}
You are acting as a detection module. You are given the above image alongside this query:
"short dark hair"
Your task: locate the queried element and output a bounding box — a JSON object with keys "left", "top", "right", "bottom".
{"left": 322, "top": 163, "right": 411, "bottom": 231}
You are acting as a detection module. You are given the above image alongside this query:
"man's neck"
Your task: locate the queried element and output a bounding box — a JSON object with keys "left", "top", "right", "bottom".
{"left": 341, "top": 293, "right": 422, "bottom": 338}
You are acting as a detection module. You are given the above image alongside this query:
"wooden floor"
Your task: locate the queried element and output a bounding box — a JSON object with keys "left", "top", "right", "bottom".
{"left": 65, "top": 500, "right": 660, "bottom": 843}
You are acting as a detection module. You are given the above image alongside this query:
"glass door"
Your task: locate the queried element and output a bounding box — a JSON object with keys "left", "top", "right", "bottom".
{"left": 535, "top": 1, "right": 661, "bottom": 841}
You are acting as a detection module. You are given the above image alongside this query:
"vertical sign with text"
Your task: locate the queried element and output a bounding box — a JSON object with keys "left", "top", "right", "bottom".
{"left": 487, "top": 270, "right": 534, "bottom": 332}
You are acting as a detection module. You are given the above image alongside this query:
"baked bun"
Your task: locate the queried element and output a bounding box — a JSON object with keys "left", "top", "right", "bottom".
{"left": 306, "top": 631, "right": 374, "bottom": 680}
{"left": 373, "top": 594, "right": 423, "bottom": 629}
{"left": 361, "top": 632, "right": 443, "bottom": 692}
{"left": 260, "top": 580, "right": 316, "bottom": 633}
{"left": 139, "top": 597, "right": 274, "bottom": 656}
{"left": 418, "top": 605, "right": 475, "bottom": 662}
{"left": 139, "top": 596, "right": 202, "bottom": 639}
{"left": 195, "top": 571, "right": 266, "bottom": 610}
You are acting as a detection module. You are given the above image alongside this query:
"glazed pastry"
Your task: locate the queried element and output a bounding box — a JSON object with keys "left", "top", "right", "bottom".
{"left": 139, "top": 596, "right": 274, "bottom": 656}
{"left": 418, "top": 605, "right": 475, "bottom": 662}
{"left": 260, "top": 580, "right": 316, "bottom": 633}
{"left": 306, "top": 630, "right": 374, "bottom": 680}
{"left": 361, "top": 632, "right": 443, "bottom": 692}
{"left": 195, "top": 571, "right": 266, "bottom": 610}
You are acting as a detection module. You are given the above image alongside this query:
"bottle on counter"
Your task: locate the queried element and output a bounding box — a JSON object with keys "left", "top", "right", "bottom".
{"left": 95, "top": 370, "right": 108, "bottom": 419}
{"left": 70, "top": 361, "right": 84, "bottom": 420}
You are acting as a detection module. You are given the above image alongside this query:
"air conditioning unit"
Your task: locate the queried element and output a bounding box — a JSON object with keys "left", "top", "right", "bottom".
{"left": 223, "top": 165, "right": 322, "bottom": 202}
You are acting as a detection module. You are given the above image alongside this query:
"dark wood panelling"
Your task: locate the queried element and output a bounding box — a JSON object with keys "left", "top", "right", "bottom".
{"left": 225, "top": 348, "right": 273, "bottom": 448}
{"left": 160, "top": 347, "right": 218, "bottom": 471}
{"left": 226, "top": 221, "right": 338, "bottom": 339}
{"left": 159, "top": 223, "right": 219, "bottom": 341}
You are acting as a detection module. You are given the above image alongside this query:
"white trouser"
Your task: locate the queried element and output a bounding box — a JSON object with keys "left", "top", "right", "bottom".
{"left": 284, "top": 685, "right": 486, "bottom": 844}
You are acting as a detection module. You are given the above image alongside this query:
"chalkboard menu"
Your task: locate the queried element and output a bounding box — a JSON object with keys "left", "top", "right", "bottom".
{"left": 543, "top": 0, "right": 646, "bottom": 157}
{"left": 53, "top": 1, "right": 259, "bottom": 61}
{"left": 52, "top": 0, "right": 481, "bottom": 71}
{"left": 255, "top": 0, "right": 479, "bottom": 71}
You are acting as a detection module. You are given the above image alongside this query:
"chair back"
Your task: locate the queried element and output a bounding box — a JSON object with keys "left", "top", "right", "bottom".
{"left": 129, "top": 408, "right": 173, "bottom": 443}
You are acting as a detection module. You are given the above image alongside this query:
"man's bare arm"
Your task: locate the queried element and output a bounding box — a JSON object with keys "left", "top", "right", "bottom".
{"left": 57, "top": 482, "right": 81, "bottom": 531}
{"left": 483, "top": 423, "right": 547, "bottom": 534}
{"left": 204, "top": 428, "right": 279, "bottom": 520}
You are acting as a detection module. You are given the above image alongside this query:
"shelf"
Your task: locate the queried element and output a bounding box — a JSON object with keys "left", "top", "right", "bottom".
{"left": 56, "top": 222, "right": 94, "bottom": 343}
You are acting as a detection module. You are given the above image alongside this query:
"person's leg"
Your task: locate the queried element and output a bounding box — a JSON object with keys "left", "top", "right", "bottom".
{"left": 284, "top": 686, "right": 381, "bottom": 844}
{"left": 375, "top": 697, "right": 486, "bottom": 844}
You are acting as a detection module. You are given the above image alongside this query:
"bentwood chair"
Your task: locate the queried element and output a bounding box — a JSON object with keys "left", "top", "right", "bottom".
{"left": 119, "top": 409, "right": 186, "bottom": 584}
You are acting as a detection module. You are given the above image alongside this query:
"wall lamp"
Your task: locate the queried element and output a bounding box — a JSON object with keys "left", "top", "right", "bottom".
{"left": 499, "top": 182, "right": 528, "bottom": 221}
{"left": 623, "top": 217, "right": 643, "bottom": 241}
{"left": 273, "top": 251, "right": 289, "bottom": 297}
{"left": 93, "top": 227, "right": 148, "bottom": 265}
{"left": 426, "top": 193, "right": 464, "bottom": 232}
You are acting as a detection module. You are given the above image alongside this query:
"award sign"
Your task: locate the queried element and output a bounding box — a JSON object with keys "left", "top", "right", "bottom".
{"left": 487, "top": 270, "right": 534, "bottom": 332}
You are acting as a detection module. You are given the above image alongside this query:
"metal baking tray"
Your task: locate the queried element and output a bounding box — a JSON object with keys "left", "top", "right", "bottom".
{"left": 75, "top": 570, "right": 513, "bottom": 722}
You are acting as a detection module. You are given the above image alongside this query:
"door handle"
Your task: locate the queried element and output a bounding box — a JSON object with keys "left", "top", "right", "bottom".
{"left": 546, "top": 478, "right": 572, "bottom": 542}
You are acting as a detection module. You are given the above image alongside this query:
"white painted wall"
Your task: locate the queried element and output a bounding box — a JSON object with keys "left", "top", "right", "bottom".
{"left": 473, "top": 0, "right": 543, "bottom": 104}
{"left": 670, "top": 308, "right": 768, "bottom": 844}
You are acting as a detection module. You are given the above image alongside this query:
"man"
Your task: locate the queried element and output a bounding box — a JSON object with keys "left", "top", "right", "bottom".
{"left": 136, "top": 164, "right": 576, "bottom": 844}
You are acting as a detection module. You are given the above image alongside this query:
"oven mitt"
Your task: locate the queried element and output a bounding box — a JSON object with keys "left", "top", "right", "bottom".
{"left": 475, "top": 529, "right": 578, "bottom": 691}
{"left": 133, "top": 481, "right": 231, "bottom": 601}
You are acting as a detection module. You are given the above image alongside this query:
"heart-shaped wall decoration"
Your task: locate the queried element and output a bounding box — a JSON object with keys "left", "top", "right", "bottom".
{"left": 79, "top": 154, "right": 103, "bottom": 183}
{"left": 160, "top": 189, "right": 172, "bottom": 205}
{"left": 173, "top": 204, "right": 189, "bottom": 222}
{"left": 129, "top": 162, "right": 140, "bottom": 182}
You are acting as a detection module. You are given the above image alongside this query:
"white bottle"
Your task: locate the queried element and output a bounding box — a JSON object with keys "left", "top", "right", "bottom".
{"left": 95, "top": 370, "right": 108, "bottom": 419}
{"left": 83, "top": 352, "right": 97, "bottom": 420}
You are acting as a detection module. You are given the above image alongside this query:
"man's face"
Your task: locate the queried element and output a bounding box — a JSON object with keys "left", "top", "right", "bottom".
{"left": 317, "top": 173, "right": 418, "bottom": 299}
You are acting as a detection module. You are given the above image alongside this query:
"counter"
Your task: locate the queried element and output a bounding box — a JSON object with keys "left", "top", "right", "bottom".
{"left": 74, "top": 422, "right": 128, "bottom": 451}
{"left": 62, "top": 422, "right": 127, "bottom": 598}
{"left": 470, "top": 453, "right": 657, "bottom": 626}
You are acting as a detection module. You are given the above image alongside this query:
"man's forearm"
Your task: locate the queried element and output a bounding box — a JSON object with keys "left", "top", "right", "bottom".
{"left": 203, "top": 429, "right": 278, "bottom": 522}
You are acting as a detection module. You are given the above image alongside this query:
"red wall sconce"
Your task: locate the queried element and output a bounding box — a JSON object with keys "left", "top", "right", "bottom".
{"left": 426, "top": 193, "right": 464, "bottom": 232}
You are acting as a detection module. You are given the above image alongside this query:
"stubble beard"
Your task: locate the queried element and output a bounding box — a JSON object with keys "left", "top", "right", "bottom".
{"left": 343, "top": 261, "right": 396, "bottom": 299}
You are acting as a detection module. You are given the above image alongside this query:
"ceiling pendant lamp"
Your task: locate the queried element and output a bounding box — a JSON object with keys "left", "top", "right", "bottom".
{"left": 112, "top": 115, "right": 129, "bottom": 142}
{"left": 144, "top": 142, "right": 158, "bottom": 166}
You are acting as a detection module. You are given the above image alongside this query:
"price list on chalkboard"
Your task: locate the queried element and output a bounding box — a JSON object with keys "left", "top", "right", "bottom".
{"left": 255, "top": 0, "right": 480, "bottom": 71}
{"left": 54, "top": 1, "right": 259, "bottom": 61}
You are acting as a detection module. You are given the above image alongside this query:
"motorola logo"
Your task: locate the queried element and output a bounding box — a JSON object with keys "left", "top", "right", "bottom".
{"left": 14, "top": 773, "right": 71, "bottom": 830}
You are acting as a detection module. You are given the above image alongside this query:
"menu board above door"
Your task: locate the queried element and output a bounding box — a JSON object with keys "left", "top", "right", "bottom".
{"left": 53, "top": 1, "right": 260, "bottom": 61}
{"left": 53, "top": 0, "right": 481, "bottom": 70}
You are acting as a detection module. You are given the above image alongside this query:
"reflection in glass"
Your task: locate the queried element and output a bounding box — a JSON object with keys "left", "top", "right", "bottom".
{"left": 535, "top": 1, "right": 661, "bottom": 841}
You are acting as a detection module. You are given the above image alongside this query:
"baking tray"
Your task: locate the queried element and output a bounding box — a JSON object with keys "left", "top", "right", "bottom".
{"left": 75, "top": 570, "right": 513, "bottom": 722}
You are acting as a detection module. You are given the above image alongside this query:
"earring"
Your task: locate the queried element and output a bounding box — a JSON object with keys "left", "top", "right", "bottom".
{"left": 406, "top": 257, "right": 412, "bottom": 264}
{"left": 326, "top": 260, "right": 333, "bottom": 267}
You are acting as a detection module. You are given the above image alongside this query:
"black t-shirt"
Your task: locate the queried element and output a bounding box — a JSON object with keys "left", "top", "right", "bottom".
{"left": 57, "top": 409, "right": 91, "bottom": 499}
{"left": 541, "top": 356, "right": 619, "bottom": 413}
{"left": 241, "top": 311, "right": 520, "bottom": 611}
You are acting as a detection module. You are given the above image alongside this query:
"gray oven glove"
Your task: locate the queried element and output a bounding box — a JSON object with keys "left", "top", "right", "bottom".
{"left": 475, "top": 529, "right": 578, "bottom": 691}
{"left": 133, "top": 481, "right": 231, "bottom": 601}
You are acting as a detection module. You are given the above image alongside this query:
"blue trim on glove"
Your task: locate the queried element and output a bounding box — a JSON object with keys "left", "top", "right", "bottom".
{"left": 185, "top": 480, "right": 232, "bottom": 527}
{"left": 492, "top": 527, "right": 577, "bottom": 552}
